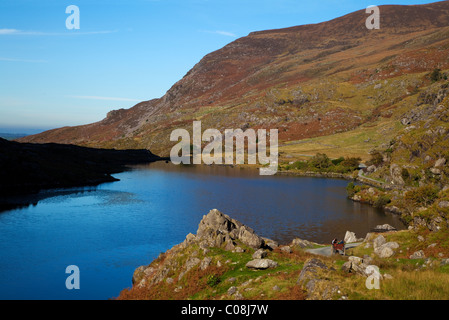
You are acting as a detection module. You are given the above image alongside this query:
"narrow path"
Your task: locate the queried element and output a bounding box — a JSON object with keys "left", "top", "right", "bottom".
{"left": 306, "top": 242, "right": 362, "bottom": 257}
{"left": 358, "top": 170, "right": 384, "bottom": 185}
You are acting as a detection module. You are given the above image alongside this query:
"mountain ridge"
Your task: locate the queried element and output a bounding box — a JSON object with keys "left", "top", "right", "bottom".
{"left": 18, "top": 1, "right": 449, "bottom": 157}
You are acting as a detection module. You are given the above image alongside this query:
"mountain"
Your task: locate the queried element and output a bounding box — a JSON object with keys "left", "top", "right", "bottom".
{"left": 18, "top": 1, "right": 449, "bottom": 158}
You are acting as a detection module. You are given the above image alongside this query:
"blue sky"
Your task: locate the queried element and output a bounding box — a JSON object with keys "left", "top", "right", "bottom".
{"left": 0, "top": 0, "right": 434, "bottom": 133}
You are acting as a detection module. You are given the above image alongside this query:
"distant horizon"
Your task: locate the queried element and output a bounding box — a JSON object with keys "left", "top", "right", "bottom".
{"left": 0, "top": 0, "right": 435, "bottom": 131}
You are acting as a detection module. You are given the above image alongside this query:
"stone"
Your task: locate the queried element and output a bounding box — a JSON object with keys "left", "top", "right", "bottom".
{"left": 297, "top": 258, "right": 328, "bottom": 285}
{"left": 227, "top": 286, "right": 237, "bottom": 296}
{"left": 372, "top": 224, "right": 397, "bottom": 232}
{"left": 178, "top": 257, "right": 201, "bottom": 280}
{"left": 434, "top": 158, "right": 446, "bottom": 167}
{"left": 263, "top": 238, "right": 279, "bottom": 250}
{"left": 344, "top": 231, "right": 358, "bottom": 243}
{"left": 238, "top": 225, "right": 264, "bottom": 249}
{"left": 373, "top": 235, "right": 386, "bottom": 251}
{"left": 246, "top": 259, "right": 278, "bottom": 270}
{"left": 200, "top": 257, "right": 212, "bottom": 270}
{"left": 410, "top": 250, "right": 426, "bottom": 259}
{"left": 291, "top": 238, "right": 314, "bottom": 248}
{"left": 252, "top": 249, "right": 267, "bottom": 259}
{"left": 390, "top": 164, "right": 405, "bottom": 185}
{"left": 280, "top": 246, "right": 292, "bottom": 253}
{"left": 377, "top": 246, "right": 394, "bottom": 258}
{"left": 430, "top": 168, "right": 441, "bottom": 175}
{"left": 438, "top": 201, "right": 449, "bottom": 208}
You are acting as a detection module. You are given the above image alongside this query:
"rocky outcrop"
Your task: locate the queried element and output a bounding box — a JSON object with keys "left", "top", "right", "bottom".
{"left": 296, "top": 258, "right": 340, "bottom": 300}
{"left": 187, "top": 209, "right": 266, "bottom": 250}
{"left": 132, "top": 209, "right": 271, "bottom": 290}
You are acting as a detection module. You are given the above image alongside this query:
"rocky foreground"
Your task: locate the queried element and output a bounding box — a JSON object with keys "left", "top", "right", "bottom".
{"left": 117, "top": 209, "right": 449, "bottom": 300}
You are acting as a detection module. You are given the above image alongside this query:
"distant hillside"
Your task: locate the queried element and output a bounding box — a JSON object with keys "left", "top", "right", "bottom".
{"left": 0, "top": 138, "right": 162, "bottom": 197}
{"left": 18, "top": 1, "right": 449, "bottom": 160}
{"left": 0, "top": 133, "right": 28, "bottom": 140}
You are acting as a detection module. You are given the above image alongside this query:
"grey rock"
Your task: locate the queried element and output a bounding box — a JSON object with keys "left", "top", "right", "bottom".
{"left": 291, "top": 238, "right": 315, "bottom": 248}
{"left": 373, "top": 235, "right": 386, "bottom": 251}
{"left": 227, "top": 286, "right": 237, "bottom": 296}
{"left": 434, "top": 158, "right": 446, "bottom": 167}
{"left": 297, "top": 258, "right": 328, "bottom": 285}
{"left": 438, "top": 201, "right": 449, "bottom": 209}
{"left": 372, "top": 224, "right": 397, "bottom": 232}
{"left": 252, "top": 249, "right": 267, "bottom": 259}
{"left": 246, "top": 259, "right": 278, "bottom": 270}
{"left": 390, "top": 164, "right": 405, "bottom": 185}
{"left": 344, "top": 231, "right": 358, "bottom": 243}
{"left": 200, "top": 257, "right": 212, "bottom": 270}
{"left": 280, "top": 246, "right": 292, "bottom": 253}
{"left": 377, "top": 246, "right": 395, "bottom": 258}
{"left": 410, "top": 250, "right": 426, "bottom": 259}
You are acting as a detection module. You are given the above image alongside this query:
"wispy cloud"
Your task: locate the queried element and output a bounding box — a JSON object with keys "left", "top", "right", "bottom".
{"left": 66, "top": 95, "right": 143, "bottom": 102}
{"left": 202, "top": 30, "right": 238, "bottom": 38}
{"left": 0, "top": 28, "right": 117, "bottom": 36}
{"left": 0, "top": 57, "right": 48, "bottom": 63}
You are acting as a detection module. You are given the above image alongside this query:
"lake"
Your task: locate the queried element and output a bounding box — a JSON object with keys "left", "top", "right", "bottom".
{"left": 0, "top": 162, "right": 405, "bottom": 299}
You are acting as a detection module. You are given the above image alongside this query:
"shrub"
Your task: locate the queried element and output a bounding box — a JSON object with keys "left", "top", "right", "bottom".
{"left": 405, "top": 184, "right": 440, "bottom": 207}
{"left": 374, "top": 194, "right": 391, "bottom": 208}
{"left": 206, "top": 274, "right": 221, "bottom": 287}
{"left": 309, "top": 153, "right": 332, "bottom": 170}
{"left": 367, "top": 151, "right": 384, "bottom": 166}
{"left": 341, "top": 157, "right": 362, "bottom": 170}
{"left": 346, "top": 182, "right": 361, "bottom": 198}
{"left": 331, "top": 157, "right": 345, "bottom": 166}
{"left": 290, "top": 160, "right": 308, "bottom": 170}
{"left": 430, "top": 68, "right": 442, "bottom": 82}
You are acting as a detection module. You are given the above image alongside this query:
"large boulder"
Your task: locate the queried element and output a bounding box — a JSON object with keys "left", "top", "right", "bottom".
{"left": 196, "top": 209, "right": 265, "bottom": 250}
{"left": 344, "top": 231, "right": 359, "bottom": 243}
{"left": 245, "top": 259, "right": 278, "bottom": 270}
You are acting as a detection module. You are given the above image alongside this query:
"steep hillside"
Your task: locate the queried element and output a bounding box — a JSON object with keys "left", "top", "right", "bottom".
{"left": 19, "top": 1, "right": 449, "bottom": 158}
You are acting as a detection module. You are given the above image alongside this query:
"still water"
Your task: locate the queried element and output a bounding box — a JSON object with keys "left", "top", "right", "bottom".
{"left": 0, "top": 162, "right": 404, "bottom": 299}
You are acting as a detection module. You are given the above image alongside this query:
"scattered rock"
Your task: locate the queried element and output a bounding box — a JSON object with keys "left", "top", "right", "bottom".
{"left": 252, "top": 249, "right": 267, "bottom": 259}
{"left": 390, "top": 164, "right": 405, "bottom": 185}
{"left": 434, "top": 158, "right": 446, "bottom": 167}
{"left": 373, "top": 235, "right": 386, "bottom": 251}
{"left": 372, "top": 224, "right": 397, "bottom": 232}
{"left": 377, "top": 246, "right": 395, "bottom": 258}
{"left": 438, "top": 201, "right": 449, "bottom": 209}
{"left": 227, "top": 286, "right": 237, "bottom": 296}
{"left": 291, "top": 238, "right": 315, "bottom": 248}
{"left": 280, "top": 246, "right": 292, "bottom": 253}
{"left": 200, "top": 257, "right": 212, "bottom": 270}
{"left": 410, "top": 250, "right": 426, "bottom": 259}
{"left": 297, "top": 258, "right": 328, "bottom": 285}
{"left": 246, "top": 259, "right": 278, "bottom": 270}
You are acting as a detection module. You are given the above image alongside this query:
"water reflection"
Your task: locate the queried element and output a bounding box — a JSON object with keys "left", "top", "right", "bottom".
{"left": 0, "top": 161, "right": 405, "bottom": 299}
